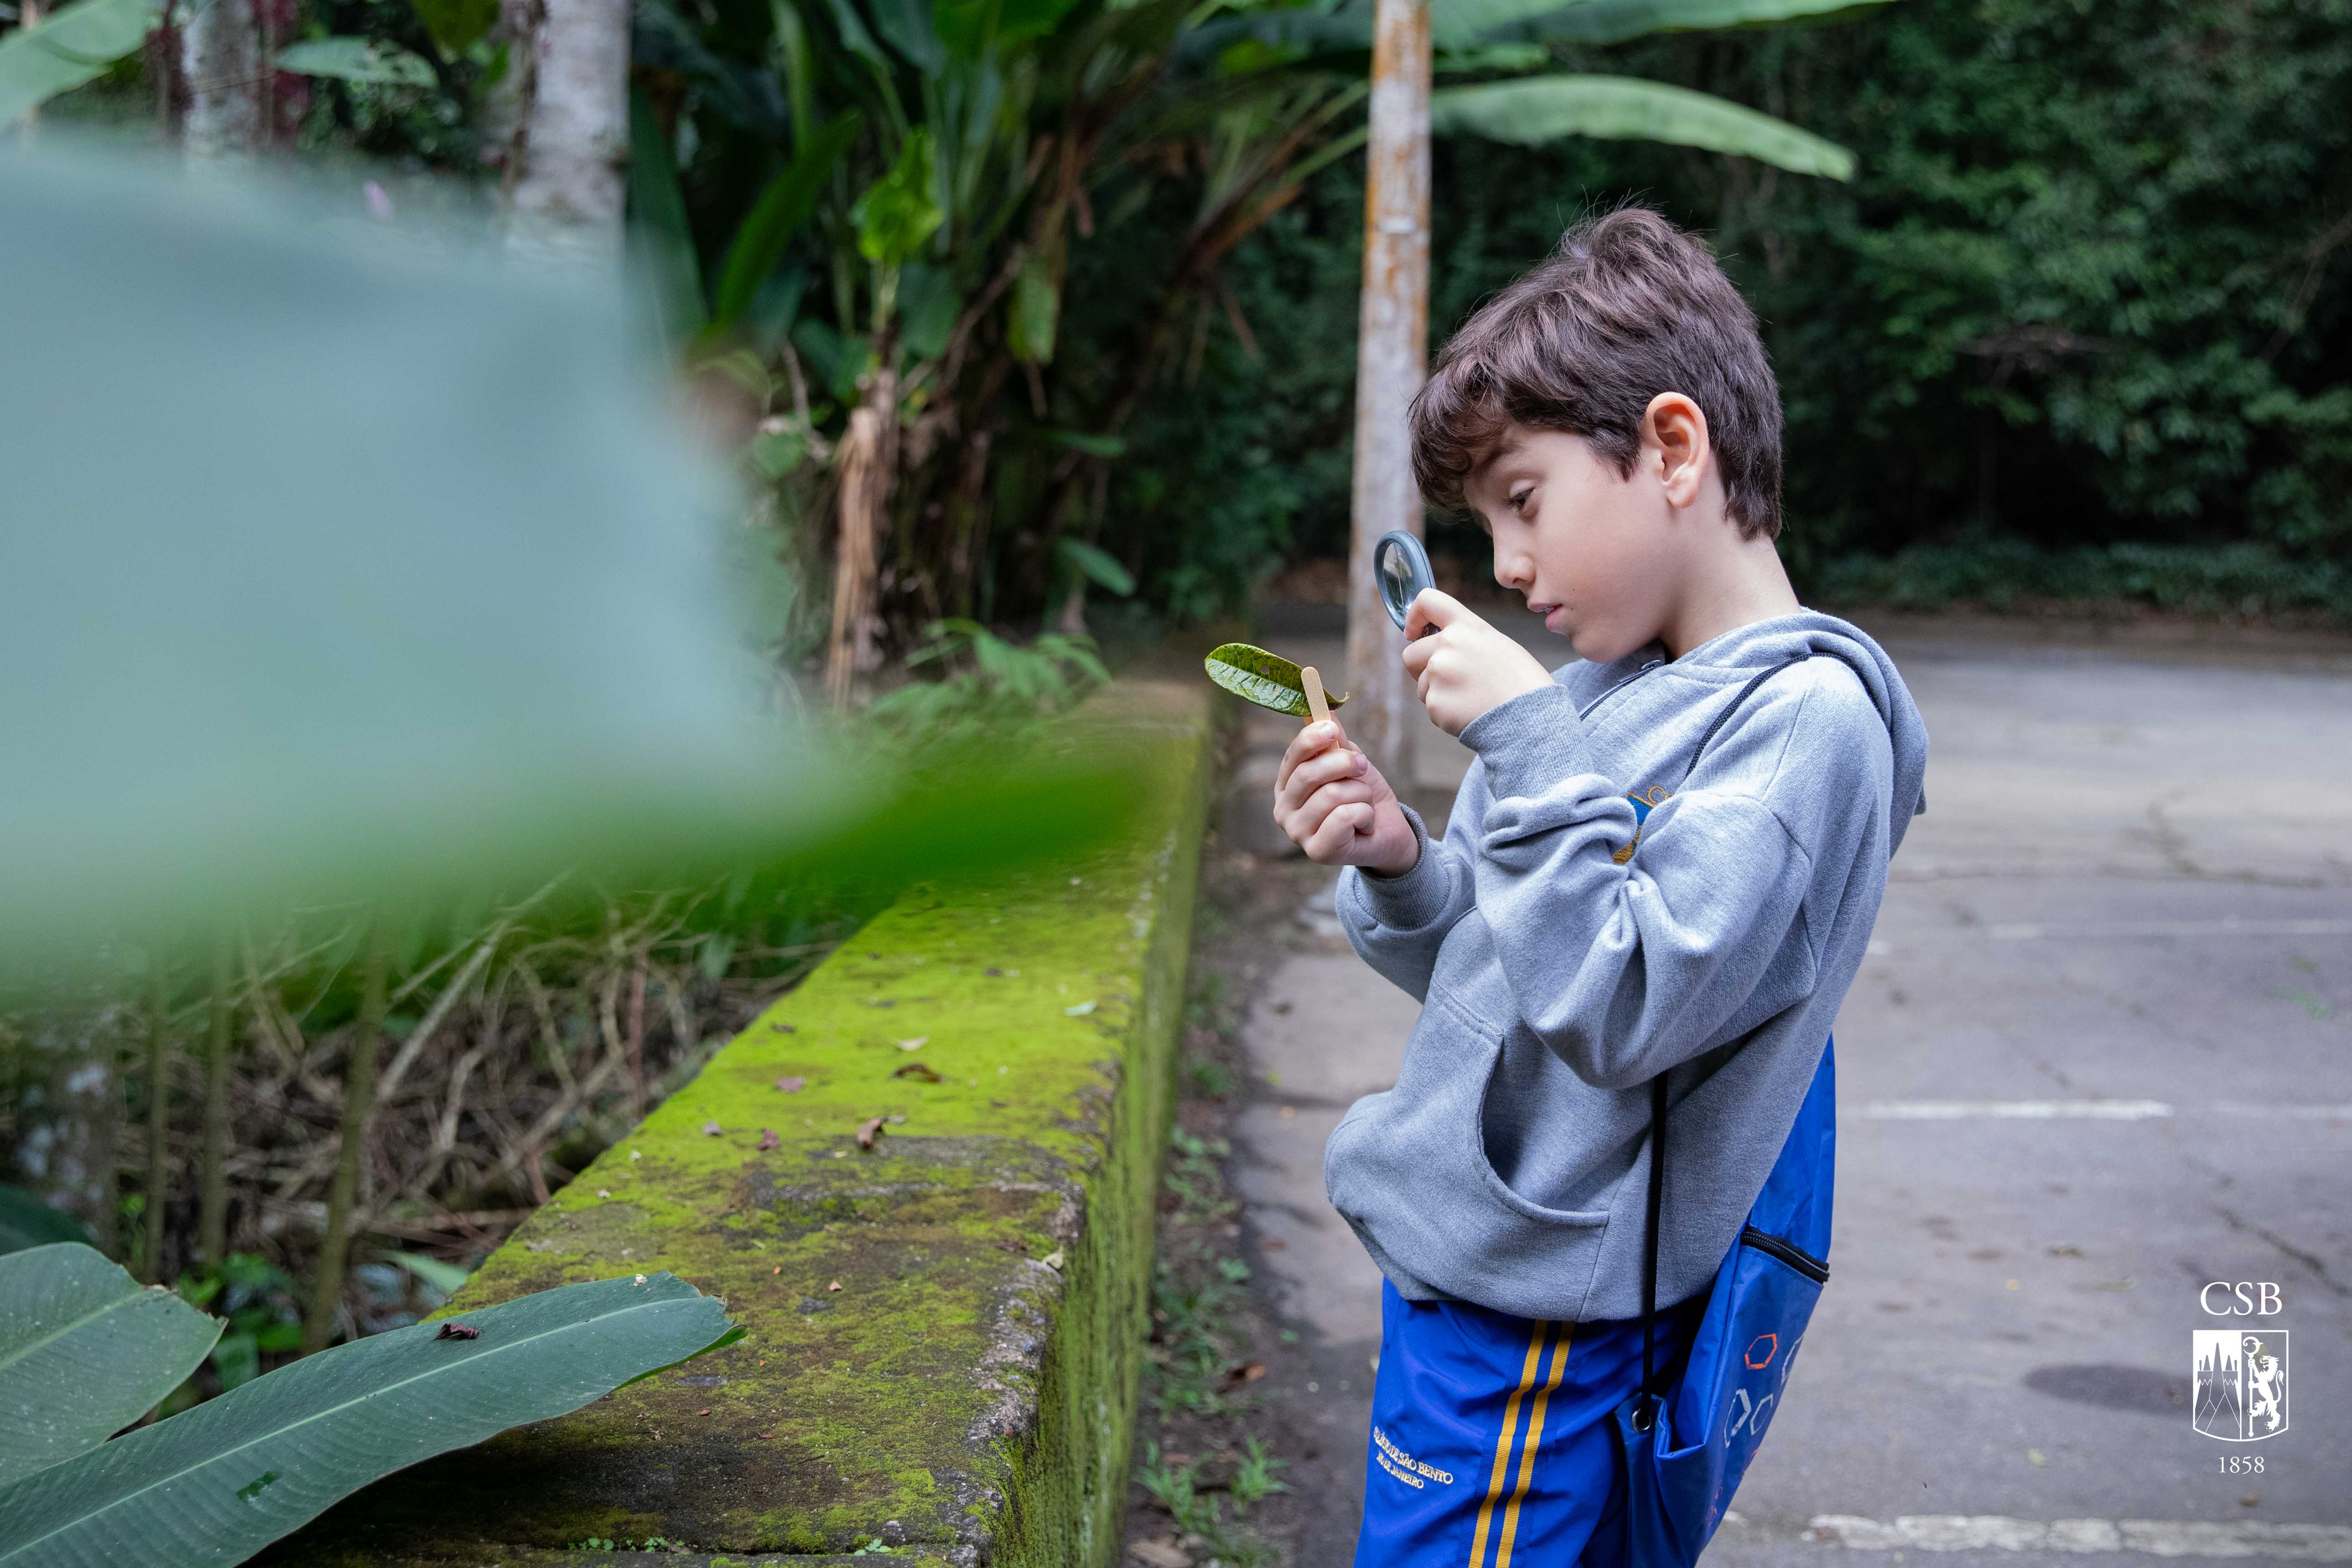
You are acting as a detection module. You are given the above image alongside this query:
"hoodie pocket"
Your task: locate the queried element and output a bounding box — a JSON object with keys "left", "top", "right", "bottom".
{"left": 1471, "top": 1026, "right": 1609, "bottom": 1228}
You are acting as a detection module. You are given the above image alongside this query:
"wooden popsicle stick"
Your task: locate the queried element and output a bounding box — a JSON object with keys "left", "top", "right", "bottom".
{"left": 1300, "top": 665, "right": 1331, "bottom": 727}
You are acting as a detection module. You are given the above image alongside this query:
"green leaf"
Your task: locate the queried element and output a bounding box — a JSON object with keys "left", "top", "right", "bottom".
{"left": 896, "top": 261, "right": 961, "bottom": 360}
{"left": 274, "top": 36, "right": 438, "bottom": 85}
{"left": 627, "top": 87, "right": 707, "bottom": 342}
{"left": 0, "top": 1185, "right": 89, "bottom": 1257}
{"left": 1203, "top": 644, "right": 1349, "bottom": 717}
{"left": 934, "top": 0, "right": 1084, "bottom": 58}
{"left": 1432, "top": 0, "right": 1601, "bottom": 50}
{"left": 823, "top": 0, "right": 892, "bottom": 72}
{"left": 867, "top": 0, "right": 945, "bottom": 73}
{"left": 0, "top": 0, "right": 159, "bottom": 125}
{"left": 407, "top": 0, "right": 498, "bottom": 57}
{"left": 1429, "top": 74, "right": 1855, "bottom": 178}
{"left": 1514, "top": 0, "right": 1899, "bottom": 46}
{"left": 1007, "top": 243, "right": 1061, "bottom": 365}
{"left": 0, "top": 149, "right": 1165, "bottom": 958}
{"left": 1045, "top": 428, "right": 1127, "bottom": 459}
{"left": 792, "top": 316, "right": 870, "bottom": 401}
{"left": 0, "top": 1244, "right": 222, "bottom": 1487}
{"left": 853, "top": 128, "right": 946, "bottom": 267}
{"left": 1057, "top": 538, "right": 1135, "bottom": 597}
{"left": 711, "top": 110, "right": 862, "bottom": 327}
{"left": 0, "top": 1273, "right": 733, "bottom": 1568}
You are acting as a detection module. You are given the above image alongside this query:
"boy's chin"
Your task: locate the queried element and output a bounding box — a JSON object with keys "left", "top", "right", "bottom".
{"left": 1568, "top": 624, "right": 1654, "bottom": 665}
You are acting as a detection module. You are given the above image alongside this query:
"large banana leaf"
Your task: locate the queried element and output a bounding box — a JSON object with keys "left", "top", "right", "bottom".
{"left": 0, "top": 1272, "right": 732, "bottom": 1567}
{"left": 1502, "top": 0, "right": 1898, "bottom": 47}
{"left": 1431, "top": 74, "right": 1854, "bottom": 178}
{"left": 1191, "top": 0, "right": 1892, "bottom": 59}
{"left": 0, "top": 1245, "right": 221, "bottom": 1487}
{"left": 0, "top": 0, "right": 159, "bottom": 124}
{"left": 1431, "top": 0, "right": 1609, "bottom": 50}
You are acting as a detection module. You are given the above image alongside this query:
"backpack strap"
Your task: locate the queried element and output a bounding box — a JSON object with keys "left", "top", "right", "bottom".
{"left": 1634, "top": 652, "right": 1806, "bottom": 1432}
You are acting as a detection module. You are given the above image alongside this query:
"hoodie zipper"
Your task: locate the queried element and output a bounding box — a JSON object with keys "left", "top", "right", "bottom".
{"left": 1577, "top": 657, "right": 1665, "bottom": 721}
{"left": 1741, "top": 1225, "right": 1830, "bottom": 1284}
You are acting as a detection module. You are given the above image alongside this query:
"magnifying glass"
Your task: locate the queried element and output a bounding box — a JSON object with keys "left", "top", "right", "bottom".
{"left": 1373, "top": 531, "right": 1437, "bottom": 636}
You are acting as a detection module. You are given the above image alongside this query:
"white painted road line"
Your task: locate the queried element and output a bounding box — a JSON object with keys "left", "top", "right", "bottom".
{"left": 1857, "top": 1101, "right": 2174, "bottom": 1120}
{"left": 1810, "top": 1515, "right": 2352, "bottom": 1559}
{"left": 1854, "top": 1101, "right": 2352, "bottom": 1121}
{"left": 1984, "top": 919, "right": 2352, "bottom": 941}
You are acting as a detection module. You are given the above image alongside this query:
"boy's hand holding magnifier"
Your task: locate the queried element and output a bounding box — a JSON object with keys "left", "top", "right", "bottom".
{"left": 1269, "top": 533, "right": 1550, "bottom": 875}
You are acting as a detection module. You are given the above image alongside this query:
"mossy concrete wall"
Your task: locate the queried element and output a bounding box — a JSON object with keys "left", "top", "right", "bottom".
{"left": 267, "top": 684, "right": 1213, "bottom": 1568}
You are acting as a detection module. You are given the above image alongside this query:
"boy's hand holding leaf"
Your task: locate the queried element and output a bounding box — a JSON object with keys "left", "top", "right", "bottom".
{"left": 1274, "top": 719, "right": 1418, "bottom": 875}
{"left": 1401, "top": 589, "right": 1554, "bottom": 738}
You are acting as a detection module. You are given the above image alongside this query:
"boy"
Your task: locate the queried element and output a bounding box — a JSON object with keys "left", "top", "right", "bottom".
{"left": 1273, "top": 207, "right": 1928, "bottom": 1565}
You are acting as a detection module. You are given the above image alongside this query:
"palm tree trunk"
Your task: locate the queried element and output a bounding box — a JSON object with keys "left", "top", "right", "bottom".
{"left": 1343, "top": 0, "right": 1431, "bottom": 788}
{"left": 303, "top": 922, "right": 389, "bottom": 1356}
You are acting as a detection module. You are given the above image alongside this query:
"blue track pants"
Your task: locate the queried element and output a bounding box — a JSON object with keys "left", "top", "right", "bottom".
{"left": 1354, "top": 1280, "right": 1701, "bottom": 1568}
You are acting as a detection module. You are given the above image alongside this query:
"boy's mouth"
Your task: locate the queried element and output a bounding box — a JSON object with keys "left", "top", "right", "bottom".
{"left": 1527, "top": 600, "right": 1567, "bottom": 633}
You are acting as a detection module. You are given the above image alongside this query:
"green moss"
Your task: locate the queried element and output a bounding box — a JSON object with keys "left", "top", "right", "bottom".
{"left": 265, "top": 686, "right": 1212, "bottom": 1568}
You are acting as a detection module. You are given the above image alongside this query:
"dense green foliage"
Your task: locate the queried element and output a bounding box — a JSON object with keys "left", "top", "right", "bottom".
{"left": 1116, "top": 0, "right": 2352, "bottom": 617}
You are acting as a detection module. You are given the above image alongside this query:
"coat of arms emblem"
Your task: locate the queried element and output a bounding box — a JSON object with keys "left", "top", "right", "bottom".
{"left": 2192, "top": 1330, "right": 2288, "bottom": 1441}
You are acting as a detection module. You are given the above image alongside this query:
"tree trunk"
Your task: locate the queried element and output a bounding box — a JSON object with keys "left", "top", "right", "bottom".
{"left": 181, "top": 0, "right": 263, "bottom": 160}
{"left": 1344, "top": 0, "right": 1431, "bottom": 789}
{"left": 505, "top": 0, "right": 631, "bottom": 263}
{"left": 302, "top": 922, "right": 389, "bottom": 1357}
{"left": 482, "top": 0, "right": 541, "bottom": 184}
{"left": 197, "top": 937, "right": 234, "bottom": 1264}
{"left": 825, "top": 371, "right": 899, "bottom": 707}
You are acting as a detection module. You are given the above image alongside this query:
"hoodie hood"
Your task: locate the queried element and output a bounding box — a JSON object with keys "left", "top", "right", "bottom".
{"left": 1656, "top": 610, "right": 1929, "bottom": 856}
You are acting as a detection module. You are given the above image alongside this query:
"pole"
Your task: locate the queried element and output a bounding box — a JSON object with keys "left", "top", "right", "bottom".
{"left": 1344, "top": 0, "right": 1431, "bottom": 791}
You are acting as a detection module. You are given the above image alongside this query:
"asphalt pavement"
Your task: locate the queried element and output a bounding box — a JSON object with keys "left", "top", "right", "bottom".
{"left": 1218, "top": 606, "right": 2352, "bottom": 1565}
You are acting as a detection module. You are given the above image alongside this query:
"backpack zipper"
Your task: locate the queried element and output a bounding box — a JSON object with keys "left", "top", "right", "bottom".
{"left": 1741, "top": 1224, "right": 1830, "bottom": 1284}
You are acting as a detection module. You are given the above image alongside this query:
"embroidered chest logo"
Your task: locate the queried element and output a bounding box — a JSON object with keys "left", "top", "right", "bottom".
{"left": 1613, "top": 787, "right": 1674, "bottom": 865}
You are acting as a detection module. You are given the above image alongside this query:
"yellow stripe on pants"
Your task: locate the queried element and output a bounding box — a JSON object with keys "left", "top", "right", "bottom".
{"left": 1492, "top": 1325, "right": 1575, "bottom": 1567}
{"left": 1467, "top": 1322, "right": 1553, "bottom": 1568}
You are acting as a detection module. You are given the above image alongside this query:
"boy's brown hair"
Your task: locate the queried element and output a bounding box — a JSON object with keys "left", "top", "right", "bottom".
{"left": 1409, "top": 206, "right": 1784, "bottom": 539}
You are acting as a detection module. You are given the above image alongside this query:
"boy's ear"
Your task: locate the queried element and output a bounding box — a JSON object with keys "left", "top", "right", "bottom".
{"left": 1641, "top": 392, "right": 1711, "bottom": 510}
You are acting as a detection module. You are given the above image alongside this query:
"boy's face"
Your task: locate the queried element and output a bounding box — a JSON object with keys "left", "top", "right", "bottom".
{"left": 1462, "top": 425, "right": 1682, "bottom": 666}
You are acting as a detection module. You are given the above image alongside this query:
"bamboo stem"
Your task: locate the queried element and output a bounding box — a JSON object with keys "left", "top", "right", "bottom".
{"left": 141, "top": 959, "right": 171, "bottom": 1284}
{"left": 198, "top": 936, "right": 234, "bottom": 1265}
{"left": 302, "top": 921, "right": 389, "bottom": 1356}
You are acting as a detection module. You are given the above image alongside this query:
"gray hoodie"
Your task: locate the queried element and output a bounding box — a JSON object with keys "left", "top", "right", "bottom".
{"left": 1327, "top": 610, "right": 1929, "bottom": 1323}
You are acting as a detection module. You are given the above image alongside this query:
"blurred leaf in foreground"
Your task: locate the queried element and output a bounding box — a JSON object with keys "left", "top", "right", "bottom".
{"left": 0, "top": 144, "right": 1148, "bottom": 961}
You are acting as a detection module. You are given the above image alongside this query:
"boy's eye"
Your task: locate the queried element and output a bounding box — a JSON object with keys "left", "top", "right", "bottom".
{"left": 1509, "top": 488, "right": 1534, "bottom": 514}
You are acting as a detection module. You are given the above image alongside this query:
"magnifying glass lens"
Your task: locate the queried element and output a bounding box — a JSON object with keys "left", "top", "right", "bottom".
{"left": 1372, "top": 531, "right": 1435, "bottom": 632}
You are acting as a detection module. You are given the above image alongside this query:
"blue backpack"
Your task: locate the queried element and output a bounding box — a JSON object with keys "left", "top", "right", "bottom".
{"left": 1610, "top": 655, "right": 1842, "bottom": 1564}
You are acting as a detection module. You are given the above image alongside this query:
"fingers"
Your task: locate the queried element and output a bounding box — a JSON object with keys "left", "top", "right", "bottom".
{"left": 1403, "top": 588, "right": 1467, "bottom": 641}
{"left": 1276, "top": 742, "right": 1369, "bottom": 819}
{"left": 1276, "top": 719, "right": 1354, "bottom": 795}
{"left": 1304, "top": 801, "right": 1376, "bottom": 864}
